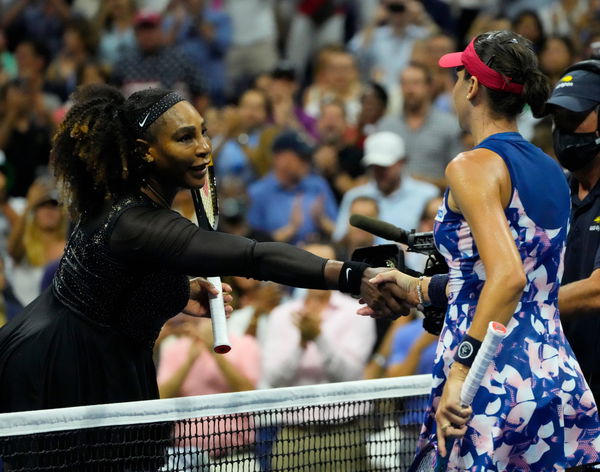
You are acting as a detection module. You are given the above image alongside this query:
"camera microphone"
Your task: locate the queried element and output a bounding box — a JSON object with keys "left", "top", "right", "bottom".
{"left": 349, "top": 214, "right": 409, "bottom": 244}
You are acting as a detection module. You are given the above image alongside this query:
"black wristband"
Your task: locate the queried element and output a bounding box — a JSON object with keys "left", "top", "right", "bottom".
{"left": 454, "top": 334, "right": 482, "bottom": 368}
{"left": 338, "top": 261, "right": 370, "bottom": 296}
{"left": 428, "top": 274, "right": 449, "bottom": 308}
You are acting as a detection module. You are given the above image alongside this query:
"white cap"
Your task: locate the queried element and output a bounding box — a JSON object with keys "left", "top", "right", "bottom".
{"left": 362, "top": 131, "right": 406, "bottom": 167}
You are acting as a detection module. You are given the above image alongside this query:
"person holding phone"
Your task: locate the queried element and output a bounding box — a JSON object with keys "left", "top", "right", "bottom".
{"left": 364, "top": 31, "right": 600, "bottom": 469}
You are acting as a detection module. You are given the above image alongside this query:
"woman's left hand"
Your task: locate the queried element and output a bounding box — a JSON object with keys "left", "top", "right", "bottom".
{"left": 183, "top": 277, "right": 234, "bottom": 318}
{"left": 435, "top": 363, "right": 473, "bottom": 457}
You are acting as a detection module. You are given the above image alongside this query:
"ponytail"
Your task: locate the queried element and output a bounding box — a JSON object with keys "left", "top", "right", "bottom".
{"left": 522, "top": 68, "right": 551, "bottom": 118}
{"left": 470, "top": 31, "right": 550, "bottom": 120}
{"left": 51, "top": 84, "right": 135, "bottom": 217}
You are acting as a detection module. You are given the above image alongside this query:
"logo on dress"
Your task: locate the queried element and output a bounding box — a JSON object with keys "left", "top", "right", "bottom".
{"left": 458, "top": 341, "right": 473, "bottom": 359}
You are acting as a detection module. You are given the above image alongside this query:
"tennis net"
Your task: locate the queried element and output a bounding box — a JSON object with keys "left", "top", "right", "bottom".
{"left": 0, "top": 374, "right": 432, "bottom": 471}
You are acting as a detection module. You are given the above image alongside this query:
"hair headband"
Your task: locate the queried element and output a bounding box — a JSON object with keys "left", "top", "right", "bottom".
{"left": 133, "top": 91, "right": 186, "bottom": 136}
{"left": 439, "top": 38, "right": 524, "bottom": 95}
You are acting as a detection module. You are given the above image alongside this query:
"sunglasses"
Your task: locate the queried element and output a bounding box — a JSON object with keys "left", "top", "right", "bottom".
{"left": 387, "top": 3, "right": 406, "bottom": 13}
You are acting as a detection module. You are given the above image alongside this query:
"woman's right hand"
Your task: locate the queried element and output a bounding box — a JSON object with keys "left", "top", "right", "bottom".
{"left": 25, "top": 180, "right": 50, "bottom": 210}
{"left": 357, "top": 267, "right": 415, "bottom": 319}
{"left": 369, "top": 269, "right": 421, "bottom": 306}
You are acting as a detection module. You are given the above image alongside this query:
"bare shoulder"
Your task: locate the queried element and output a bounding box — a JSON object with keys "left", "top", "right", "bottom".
{"left": 446, "top": 148, "right": 508, "bottom": 185}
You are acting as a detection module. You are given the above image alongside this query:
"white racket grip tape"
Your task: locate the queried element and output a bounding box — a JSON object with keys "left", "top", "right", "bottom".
{"left": 207, "top": 276, "right": 231, "bottom": 354}
{"left": 460, "top": 321, "right": 507, "bottom": 406}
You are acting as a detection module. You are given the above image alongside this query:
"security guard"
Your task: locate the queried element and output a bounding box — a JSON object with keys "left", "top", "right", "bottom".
{"left": 545, "top": 59, "right": 600, "bottom": 400}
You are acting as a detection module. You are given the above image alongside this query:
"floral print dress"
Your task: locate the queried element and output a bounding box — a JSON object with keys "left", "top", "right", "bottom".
{"left": 417, "top": 132, "right": 600, "bottom": 471}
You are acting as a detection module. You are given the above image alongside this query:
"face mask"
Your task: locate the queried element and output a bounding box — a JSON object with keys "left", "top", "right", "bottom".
{"left": 553, "top": 128, "right": 600, "bottom": 171}
{"left": 553, "top": 108, "right": 600, "bottom": 172}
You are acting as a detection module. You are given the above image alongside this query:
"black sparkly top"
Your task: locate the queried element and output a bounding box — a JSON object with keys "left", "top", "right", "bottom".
{"left": 52, "top": 193, "right": 330, "bottom": 349}
{"left": 52, "top": 195, "right": 190, "bottom": 349}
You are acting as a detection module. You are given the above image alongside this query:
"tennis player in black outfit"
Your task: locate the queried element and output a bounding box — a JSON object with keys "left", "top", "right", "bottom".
{"left": 0, "top": 85, "right": 398, "bottom": 414}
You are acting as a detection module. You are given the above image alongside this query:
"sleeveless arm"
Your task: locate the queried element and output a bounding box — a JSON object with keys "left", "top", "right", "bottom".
{"left": 446, "top": 149, "right": 526, "bottom": 342}
{"left": 109, "top": 206, "right": 328, "bottom": 288}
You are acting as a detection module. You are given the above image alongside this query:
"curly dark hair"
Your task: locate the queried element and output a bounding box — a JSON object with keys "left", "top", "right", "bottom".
{"left": 464, "top": 30, "right": 551, "bottom": 119}
{"left": 51, "top": 84, "right": 173, "bottom": 217}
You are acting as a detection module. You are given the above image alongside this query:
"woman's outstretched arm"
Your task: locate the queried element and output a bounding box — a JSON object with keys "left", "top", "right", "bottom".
{"left": 110, "top": 205, "right": 404, "bottom": 318}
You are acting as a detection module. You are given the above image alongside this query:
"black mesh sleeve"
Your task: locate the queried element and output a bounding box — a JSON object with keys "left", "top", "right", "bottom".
{"left": 109, "top": 206, "right": 328, "bottom": 288}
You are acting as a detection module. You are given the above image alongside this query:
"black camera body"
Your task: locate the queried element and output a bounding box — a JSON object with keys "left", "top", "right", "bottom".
{"left": 351, "top": 231, "right": 448, "bottom": 335}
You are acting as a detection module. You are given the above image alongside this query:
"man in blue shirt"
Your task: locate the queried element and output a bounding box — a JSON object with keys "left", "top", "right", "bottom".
{"left": 162, "top": 0, "right": 232, "bottom": 106}
{"left": 248, "top": 131, "right": 338, "bottom": 245}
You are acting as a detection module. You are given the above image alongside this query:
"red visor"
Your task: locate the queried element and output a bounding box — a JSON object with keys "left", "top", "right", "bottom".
{"left": 438, "top": 38, "right": 524, "bottom": 95}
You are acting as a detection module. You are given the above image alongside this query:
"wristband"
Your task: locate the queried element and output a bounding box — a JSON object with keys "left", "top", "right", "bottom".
{"left": 338, "top": 261, "right": 370, "bottom": 296}
{"left": 428, "top": 274, "right": 449, "bottom": 308}
{"left": 453, "top": 334, "right": 482, "bottom": 368}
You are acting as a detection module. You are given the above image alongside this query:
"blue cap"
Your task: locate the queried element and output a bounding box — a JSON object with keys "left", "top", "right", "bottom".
{"left": 546, "top": 69, "right": 600, "bottom": 112}
{"left": 271, "top": 131, "right": 312, "bottom": 160}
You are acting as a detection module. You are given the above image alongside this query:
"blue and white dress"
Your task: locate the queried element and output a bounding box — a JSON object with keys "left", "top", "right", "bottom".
{"left": 418, "top": 132, "right": 600, "bottom": 471}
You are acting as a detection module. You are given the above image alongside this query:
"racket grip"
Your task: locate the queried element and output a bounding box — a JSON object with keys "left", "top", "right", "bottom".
{"left": 434, "top": 439, "right": 454, "bottom": 472}
{"left": 460, "top": 321, "right": 507, "bottom": 406}
{"left": 207, "top": 276, "right": 231, "bottom": 354}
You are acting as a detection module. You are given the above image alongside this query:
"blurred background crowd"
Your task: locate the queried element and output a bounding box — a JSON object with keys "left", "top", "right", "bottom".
{"left": 0, "top": 0, "right": 598, "bottom": 401}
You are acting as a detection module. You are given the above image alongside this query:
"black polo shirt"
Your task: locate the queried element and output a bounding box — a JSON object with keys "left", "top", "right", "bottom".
{"left": 562, "top": 176, "right": 600, "bottom": 398}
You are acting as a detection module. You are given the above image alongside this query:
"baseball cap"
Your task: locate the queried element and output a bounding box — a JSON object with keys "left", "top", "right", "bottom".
{"left": 272, "top": 131, "right": 312, "bottom": 160}
{"left": 545, "top": 69, "right": 600, "bottom": 113}
{"left": 362, "top": 132, "right": 406, "bottom": 167}
{"left": 134, "top": 10, "right": 161, "bottom": 28}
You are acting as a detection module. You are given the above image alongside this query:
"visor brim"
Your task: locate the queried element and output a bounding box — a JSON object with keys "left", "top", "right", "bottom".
{"left": 438, "top": 52, "right": 464, "bottom": 68}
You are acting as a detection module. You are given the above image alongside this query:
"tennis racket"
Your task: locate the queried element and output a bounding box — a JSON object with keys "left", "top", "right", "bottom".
{"left": 191, "top": 155, "right": 231, "bottom": 354}
{"left": 408, "top": 321, "right": 507, "bottom": 472}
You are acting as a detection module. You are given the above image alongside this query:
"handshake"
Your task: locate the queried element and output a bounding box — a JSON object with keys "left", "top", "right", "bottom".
{"left": 348, "top": 215, "right": 447, "bottom": 335}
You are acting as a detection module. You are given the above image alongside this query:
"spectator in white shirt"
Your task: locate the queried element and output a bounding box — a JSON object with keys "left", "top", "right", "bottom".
{"left": 223, "top": 0, "right": 278, "bottom": 98}
{"left": 333, "top": 131, "right": 439, "bottom": 243}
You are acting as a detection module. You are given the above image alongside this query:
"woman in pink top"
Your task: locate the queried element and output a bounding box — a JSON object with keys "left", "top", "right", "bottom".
{"left": 157, "top": 317, "right": 260, "bottom": 457}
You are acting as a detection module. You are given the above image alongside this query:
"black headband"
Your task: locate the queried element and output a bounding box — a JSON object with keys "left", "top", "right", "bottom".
{"left": 132, "top": 91, "right": 186, "bottom": 136}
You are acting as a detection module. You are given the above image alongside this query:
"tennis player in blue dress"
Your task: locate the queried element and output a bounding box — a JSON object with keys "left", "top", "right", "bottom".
{"left": 367, "top": 31, "right": 600, "bottom": 470}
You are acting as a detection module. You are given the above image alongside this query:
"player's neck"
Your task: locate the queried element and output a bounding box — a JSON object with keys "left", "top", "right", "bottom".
{"left": 470, "top": 111, "right": 518, "bottom": 146}
{"left": 142, "top": 177, "right": 176, "bottom": 209}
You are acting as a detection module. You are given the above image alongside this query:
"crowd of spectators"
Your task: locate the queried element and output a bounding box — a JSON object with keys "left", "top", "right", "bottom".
{"left": 0, "top": 0, "right": 599, "bottom": 403}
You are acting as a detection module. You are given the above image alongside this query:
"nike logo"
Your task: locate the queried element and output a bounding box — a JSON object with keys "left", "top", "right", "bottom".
{"left": 139, "top": 112, "right": 150, "bottom": 128}
{"left": 346, "top": 268, "right": 351, "bottom": 280}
